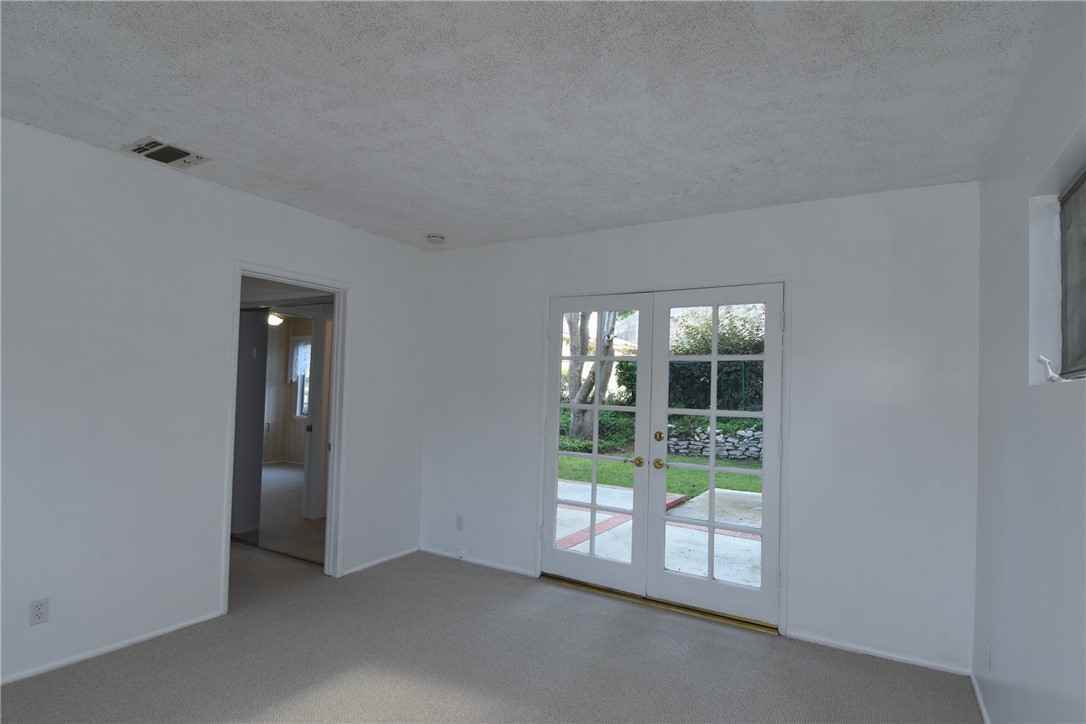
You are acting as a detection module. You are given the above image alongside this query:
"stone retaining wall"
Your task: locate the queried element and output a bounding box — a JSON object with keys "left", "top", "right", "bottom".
{"left": 667, "top": 427, "right": 763, "bottom": 461}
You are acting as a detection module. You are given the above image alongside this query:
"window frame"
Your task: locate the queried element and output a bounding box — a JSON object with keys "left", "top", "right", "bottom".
{"left": 1058, "top": 169, "right": 1086, "bottom": 378}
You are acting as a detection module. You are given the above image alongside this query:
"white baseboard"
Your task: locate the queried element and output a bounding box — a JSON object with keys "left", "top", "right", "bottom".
{"left": 419, "top": 546, "right": 537, "bottom": 578}
{"left": 1, "top": 609, "right": 223, "bottom": 685}
{"left": 785, "top": 628, "right": 970, "bottom": 675}
{"left": 337, "top": 546, "right": 419, "bottom": 577}
{"left": 970, "top": 674, "right": 991, "bottom": 723}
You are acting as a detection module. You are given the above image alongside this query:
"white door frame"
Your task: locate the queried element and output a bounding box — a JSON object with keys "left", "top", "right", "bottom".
{"left": 538, "top": 278, "right": 791, "bottom": 631}
{"left": 222, "top": 262, "right": 350, "bottom": 612}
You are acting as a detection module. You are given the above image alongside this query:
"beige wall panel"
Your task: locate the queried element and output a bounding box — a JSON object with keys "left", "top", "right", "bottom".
{"left": 262, "top": 323, "right": 288, "bottom": 463}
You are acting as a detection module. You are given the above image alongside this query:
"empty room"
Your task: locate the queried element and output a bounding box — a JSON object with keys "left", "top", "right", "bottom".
{"left": 1, "top": 2, "right": 1083, "bottom": 723}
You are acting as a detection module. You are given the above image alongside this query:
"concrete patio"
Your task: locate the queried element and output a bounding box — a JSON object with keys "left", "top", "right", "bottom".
{"left": 555, "top": 481, "right": 763, "bottom": 587}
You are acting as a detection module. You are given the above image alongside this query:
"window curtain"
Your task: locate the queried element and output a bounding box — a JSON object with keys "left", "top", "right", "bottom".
{"left": 1059, "top": 170, "right": 1086, "bottom": 377}
{"left": 289, "top": 338, "right": 311, "bottom": 383}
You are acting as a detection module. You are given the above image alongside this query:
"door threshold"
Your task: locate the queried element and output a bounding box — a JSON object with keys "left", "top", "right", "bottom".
{"left": 541, "top": 573, "right": 778, "bottom": 635}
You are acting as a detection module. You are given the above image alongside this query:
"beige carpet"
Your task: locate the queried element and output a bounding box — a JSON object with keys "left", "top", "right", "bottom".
{"left": 1, "top": 545, "right": 981, "bottom": 723}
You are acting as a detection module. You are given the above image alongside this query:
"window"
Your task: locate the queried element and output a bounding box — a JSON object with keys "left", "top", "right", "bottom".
{"left": 1029, "top": 134, "right": 1086, "bottom": 385}
{"left": 1059, "top": 170, "right": 1086, "bottom": 377}
{"left": 297, "top": 372, "right": 311, "bottom": 417}
{"left": 289, "top": 336, "right": 312, "bottom": 416}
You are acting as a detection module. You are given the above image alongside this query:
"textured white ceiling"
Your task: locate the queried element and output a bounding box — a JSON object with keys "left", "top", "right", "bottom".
{"left": 1, "top": 2, "right": 1048, "bottom": 250}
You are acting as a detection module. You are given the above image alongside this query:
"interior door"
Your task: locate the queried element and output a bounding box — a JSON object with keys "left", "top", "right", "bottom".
{"left": 543, "top": 284, "right": 783, "bottom": 625}
{"left": 645, "top": 284, "right": 782, "bottom": 624}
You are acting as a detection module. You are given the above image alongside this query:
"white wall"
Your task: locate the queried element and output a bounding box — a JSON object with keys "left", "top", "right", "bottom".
{"left": 0, "top": 120, "right": 427, "bottom": 682}
{"left": 974, "top": 3, "right": 1086, "bottom": 722}
{"left": 422, "top": 182, "right": 980, "bottom": 672}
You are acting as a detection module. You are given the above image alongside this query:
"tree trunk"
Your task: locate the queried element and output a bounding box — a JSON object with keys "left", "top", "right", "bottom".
{"left": 565, "top": 311, "right": 619, "bottom": 441}
{"left": 595, "top": 310, "right": 618, "bottom": 401}
{"left": 564, "top": 312, "right": 590, "bottom": 402}
{"left": 569, "top": 370, "right": 595, "bottom": 438}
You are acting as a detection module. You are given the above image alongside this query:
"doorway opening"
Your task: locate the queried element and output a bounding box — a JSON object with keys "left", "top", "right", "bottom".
{"left": 231, "top": 275, "right": 337, "bottom": 568}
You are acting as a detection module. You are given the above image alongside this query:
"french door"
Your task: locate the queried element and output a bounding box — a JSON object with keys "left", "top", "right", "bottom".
{"left": 542, "top": 284, "right": 783, "bottom": 625}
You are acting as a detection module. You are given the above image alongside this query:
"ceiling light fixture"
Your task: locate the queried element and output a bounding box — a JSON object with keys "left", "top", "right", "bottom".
{"left": 426, "top": 233, "right": 446, "bottom": 246}
{"left": 267, "top": 312, "right": 285, "bottom": 326}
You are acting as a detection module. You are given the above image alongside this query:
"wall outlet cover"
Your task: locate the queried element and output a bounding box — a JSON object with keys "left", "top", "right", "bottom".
{"left": 30, "top": 598, "right": 48, "bottom": 626}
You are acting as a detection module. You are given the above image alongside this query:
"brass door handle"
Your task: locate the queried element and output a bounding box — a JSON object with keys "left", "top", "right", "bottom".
{"left": 654, "top": 431, "right": 665, "bottom": 442}
{"left": 622, "top": 456, "right": 645, "bottom": 468}
{"left": 653, "top": 458, "right": 669, "bottom": 469}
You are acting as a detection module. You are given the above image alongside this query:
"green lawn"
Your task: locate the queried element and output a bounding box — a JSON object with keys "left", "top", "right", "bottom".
{"left": 558, "top": 455, "right": 762, "bottom": 498}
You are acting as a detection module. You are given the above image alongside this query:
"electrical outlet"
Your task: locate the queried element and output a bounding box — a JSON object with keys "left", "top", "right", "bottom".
{"left": 30, "top": 598, "right": 48, "bottom": 626}
{"left": 456, "top": 546, "right": 465, "bottom": 559}
{"left": 456, "top": 513, "right": 464, "bottom": 531}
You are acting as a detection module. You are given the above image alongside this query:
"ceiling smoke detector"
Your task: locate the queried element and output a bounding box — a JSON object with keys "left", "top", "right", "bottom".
{"left": 121, "top": 137, "right": 208, "bottom": 168}
{"left": 426, "top": 234, "right": 446, "bottom": 246}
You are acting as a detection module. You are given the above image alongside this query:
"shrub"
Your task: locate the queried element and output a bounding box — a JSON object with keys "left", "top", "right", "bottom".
{"left": 558, "top": 408, "right": 637, "bottom": 453}
{"left": 668, "top": 307, "right": 764, "bottom": 411}
{"left": 614, "top": 360, "right": 637, "bottom": 405}
{"left": 597, "top": 410, "right": 635, "bottom": 452}
{"left": 716, "top": 417, "right": 763, "bottom": 436}
{"left": 667, "top": 415, "right": 762, "bottom": 439}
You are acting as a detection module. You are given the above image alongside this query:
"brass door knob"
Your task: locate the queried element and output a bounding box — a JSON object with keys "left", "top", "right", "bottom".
{"left": 653, "top": 458, "right": 668, "bottom": 469}
{"left": 622, "top": 456, "right": 645, "bottom": 468}
{"left": 654, "top": 431, "right": 665, "bottom": 441}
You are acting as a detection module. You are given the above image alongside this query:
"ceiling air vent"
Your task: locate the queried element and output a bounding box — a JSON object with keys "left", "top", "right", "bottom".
{"left": 121, "top": 137, "right": 208, "bottom": 168}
